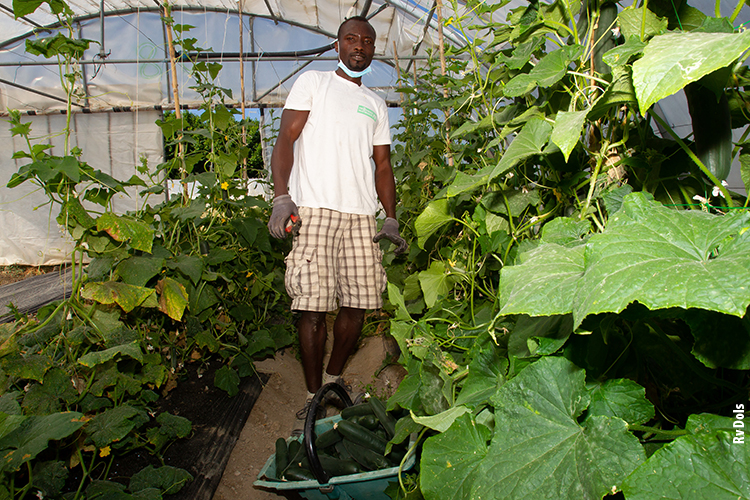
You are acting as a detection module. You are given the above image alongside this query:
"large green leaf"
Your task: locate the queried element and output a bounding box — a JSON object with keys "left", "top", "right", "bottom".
{"left": 454, "top": 341, "right": 507, "bottom": 409}
{"left": 415, "top": 199, "right": 454, "bottom": 249}
{"left": 168, "top": 255, "right": 203, "bottom": 285}
{"left": 498, "top": 244, "right": 584, "bottom": 317}
{"left": 632, "top": 30, "right": 750, "bottom": 112}
{"left": 682, "top": 309, "right": 750, "bottom": 370}
{"left": 489, "top": 118, "right": 553, "bottom": 181}
{"left": 0, "top": 412, "right": 85, "bottom": 473}
{"left": 475, "top": 357, "right": 645, "bottom": 500}
{"left": 97, "top": 213, "right": 154, "bottom": 253}
{"left": 575, "top": 192, "right": 750, "bottom": 326}
{"left": 622, "top": 414, "right": 750, "bottom": 499}
{"left": 421, "top": 413, "right": 490, "bottom": 500}
{"left": 499, "top": 193, "right": 750, "bottom": 328}
{"left": 81, "top": 282, "right": 154, "bottom": 313}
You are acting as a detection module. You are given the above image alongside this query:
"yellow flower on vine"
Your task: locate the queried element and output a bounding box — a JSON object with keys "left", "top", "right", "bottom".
{"left": 99, "top": 446, "right": 111, "bottom": 457}
{"left": 221, "top": 182, "right": 229, "bottom": 190}
{"left": 246, "top": 271, "right": 253, "bottom": 278}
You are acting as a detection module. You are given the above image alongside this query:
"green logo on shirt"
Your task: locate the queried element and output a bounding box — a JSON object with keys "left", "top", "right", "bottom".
{"left": 357, "top": 105, "right": 376, "bottom": 121}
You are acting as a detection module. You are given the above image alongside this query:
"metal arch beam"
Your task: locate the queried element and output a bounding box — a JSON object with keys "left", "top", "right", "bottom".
{"left": 0, "top": 2, "right": 46, "bottom": 29}
{"left": 0, "top": 7, "right": 340, "bottom": 50}
{"left": 0, "top": 77, "right": 85, "bottom": 107}
{"left": 384, "top": 0, "right": 468, "bottom": 47}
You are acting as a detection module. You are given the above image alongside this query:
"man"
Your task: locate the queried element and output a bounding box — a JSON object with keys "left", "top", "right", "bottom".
{"left": 267, "top": 16, "right": 408, "bottom": 424}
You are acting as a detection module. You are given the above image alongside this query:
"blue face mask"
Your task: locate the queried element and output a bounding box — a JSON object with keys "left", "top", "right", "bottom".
{"left": 338, "top": 60, "right": 372, "bottom": 79}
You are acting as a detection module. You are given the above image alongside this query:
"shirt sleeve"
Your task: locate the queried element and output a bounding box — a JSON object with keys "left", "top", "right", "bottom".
{"left": 284, "top": 71, "right": 316, "bottom": 111}
{"left": 373, "top": 99, "right": 391, "bottom": 146}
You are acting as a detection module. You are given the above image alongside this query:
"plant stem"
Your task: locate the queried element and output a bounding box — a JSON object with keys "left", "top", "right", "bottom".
{"left": 650, "top": 112, "right": 734, "bottom": 206}
{"left": 730, "top": 0, "right": 745, "bottom": 23}
{"left": 628, "top": 424, "right": 688, "bottom": 437}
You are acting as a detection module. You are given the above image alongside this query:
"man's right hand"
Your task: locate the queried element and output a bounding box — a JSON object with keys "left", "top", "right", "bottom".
{"left": 268, "top": 194, "right": 299, "bottom": 239}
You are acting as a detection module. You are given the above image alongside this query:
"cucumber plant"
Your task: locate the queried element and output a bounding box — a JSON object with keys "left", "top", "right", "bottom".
{"left": 384, "top": 0, "right": 750, "bottom": 498}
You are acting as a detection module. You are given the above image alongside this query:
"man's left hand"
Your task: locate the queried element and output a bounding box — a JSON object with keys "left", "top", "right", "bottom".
{"left": 373, "top": 217, "right": 408, "bottom": 255}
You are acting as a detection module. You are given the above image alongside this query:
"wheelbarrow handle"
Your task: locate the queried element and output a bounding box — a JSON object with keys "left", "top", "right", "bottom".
{"left": 304, "top": 383, "right": 354, "bottom": 485}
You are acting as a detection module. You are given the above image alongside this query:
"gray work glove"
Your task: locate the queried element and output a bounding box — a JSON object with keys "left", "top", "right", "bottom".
{"left": 373, "top": 217, "right": 408, "bottom": 255}
{"left": 268, "top": 194, "right": 300, "bottom": 239}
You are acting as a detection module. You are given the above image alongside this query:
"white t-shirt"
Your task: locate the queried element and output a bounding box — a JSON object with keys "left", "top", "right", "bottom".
{"left": 283, "top": 70, "right": 391, "bottom": 216}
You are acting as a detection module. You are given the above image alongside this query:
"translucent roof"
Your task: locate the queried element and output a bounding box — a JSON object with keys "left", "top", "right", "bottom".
{"left": 0, "top": 0, "right": 493, "bottom": 113}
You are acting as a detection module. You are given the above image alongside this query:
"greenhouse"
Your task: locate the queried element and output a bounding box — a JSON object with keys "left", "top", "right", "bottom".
{"left": 0, "top": 0, "right": 749, "bottom": 497}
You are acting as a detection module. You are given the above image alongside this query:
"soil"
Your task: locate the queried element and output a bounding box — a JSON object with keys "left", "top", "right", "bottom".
{"left": 0, "top": 265, "right": 61, "bottom": 287}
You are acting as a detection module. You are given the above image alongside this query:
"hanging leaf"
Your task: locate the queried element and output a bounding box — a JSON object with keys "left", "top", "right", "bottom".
{"left": 81, "top": 282, "right": 155, "bottom": 313}
{"left": 415, "top": 199, "right": 454, "bottom": 249}
{"left": 617, "top": 7, "right": 667, "bottom": 40}
{"left": 411, "top": 406, "right": 471, "bottom": 433}
{"left": 418, "top": 261, "right": 454, "bottom": 308}
{"left": 117, "top": 256, "right": 165, "bottom": 287}
{"left": 551, "top": 110, "right": 588, "bottom": 162}
{"left": 489, "top": 118, "right": 553, "bottom": 181}
{"left": 622, "top": 414, "right": 750, "bottom": 499}
{"left": 97, "top": 213, "right": 154, "bottom": 253}
{"left": 632, "top": 30, "right": 750, "bottom": 112}
{"left": 168, "top": 255, "right": 203, "bottom": 285}
{"left": 156, "top": 278, "right": 189, "bottom": 321}
{"left": 503, "top": 45, "right": 583, "bottom": 98}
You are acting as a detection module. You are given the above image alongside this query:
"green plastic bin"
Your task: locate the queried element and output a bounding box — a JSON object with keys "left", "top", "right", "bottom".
{"left": 254, "top": 414, "right": 416, "bottom": 500}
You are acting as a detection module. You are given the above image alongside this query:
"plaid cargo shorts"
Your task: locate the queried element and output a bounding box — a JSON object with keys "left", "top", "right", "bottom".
{"left": 284, "top": 207, "right": 387, "bottom": 312}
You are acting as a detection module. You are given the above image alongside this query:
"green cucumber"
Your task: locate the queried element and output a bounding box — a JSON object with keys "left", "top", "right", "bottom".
{"left": 282, "top": 466, "right": 317, "bottom": 481}
{"left": 315, "top": 428, "right": 342, "bottom": 449}
{"left": 350, "top": 414, "right": 380, "bottom": 431}
{"left": 318, "top": 455, "right": 363, "bottom": 476}
{"left": 342, "top": 439, "right": 391, "bottom": 471}
{"left": 275, "top": 438, "right": 289, "bottom": 475}
{"left": 685, "top": 79, "right": 732, "bottom": 182}
{"left": 341, "top": 402, "right": 374, "bottom": 419}
{"left": 335, "top": 440, "right": 353, "bottom": 460}
{"left": 368, "top": 397, "right": 396, "bottom": 438}
{"left": 335, "top": 419, "right": 388, "bottom": 455}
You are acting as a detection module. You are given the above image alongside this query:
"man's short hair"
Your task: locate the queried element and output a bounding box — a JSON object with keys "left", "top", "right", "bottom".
{"left": 337, "top": 16, "right": 375, "bottom": 39}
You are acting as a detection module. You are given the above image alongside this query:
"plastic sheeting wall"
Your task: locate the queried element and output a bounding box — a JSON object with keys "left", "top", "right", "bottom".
{"left": 0, "top": 110, "right": 163, "bottom": 265}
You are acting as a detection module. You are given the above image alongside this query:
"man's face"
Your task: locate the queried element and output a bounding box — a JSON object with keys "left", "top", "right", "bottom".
{"left": 336, "top": 20, "right": 376, "bottom": 72}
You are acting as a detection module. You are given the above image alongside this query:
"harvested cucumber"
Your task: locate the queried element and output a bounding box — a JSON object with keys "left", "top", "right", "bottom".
{"left": 342, "top": 439, "right": 391, "bottom": 471}
{"left": 275, "top": 438, "right": 289, "bottom": 475}
{"left": 318, "top": 455, "right": 363, "bottom": 476}
{"left": 335, "top": 419, "right": 388, "bottom": 455}
{"left": 283, "top": 466, "right": 317, "bottom": 481}
{"left": 368, "top": 397, "right": 396, "bottom": 439}
{"left": 315, "top": 428, "right": 342, "bottom": 449}
{"left": 341, "top": 402, "right": 374, "bottom": 419}
{"left": 350, "top": 414, "right": 380, "bottom": 431}
{"left": 335, "top": 440, "right": 353, "bottom": 461}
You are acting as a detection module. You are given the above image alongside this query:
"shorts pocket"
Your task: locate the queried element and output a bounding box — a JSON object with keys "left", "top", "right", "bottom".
{"left": 285, "top": 246, "right": 319, "bottom": 298}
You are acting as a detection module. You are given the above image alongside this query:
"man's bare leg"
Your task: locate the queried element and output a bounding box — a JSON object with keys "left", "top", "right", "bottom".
{"left": 326, "top": 307, "right": 366, "bottom": 377}
{"left": 298, "top": 310, "right": 328, "bottom": 393}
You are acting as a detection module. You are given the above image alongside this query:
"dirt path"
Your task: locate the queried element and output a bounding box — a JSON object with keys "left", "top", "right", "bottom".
{"left": 213, "top": 331, "right": 405, "bottom": 500}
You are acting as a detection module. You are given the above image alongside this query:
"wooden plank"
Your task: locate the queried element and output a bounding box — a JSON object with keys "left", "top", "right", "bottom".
{"left": 0, "top": 268, "right": 72, "bottom": 322}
